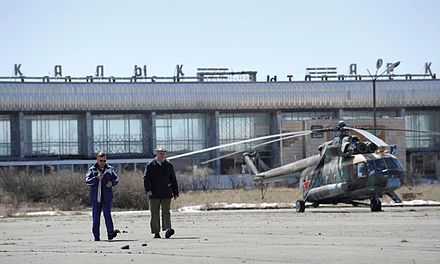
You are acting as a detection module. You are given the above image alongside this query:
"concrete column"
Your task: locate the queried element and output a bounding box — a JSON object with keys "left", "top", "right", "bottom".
{"left": 19, "top": 112, "right": 26, "bottom": 159}
{"left": 9, "top": 113, "right": 23, "bottom": 158}
{"left": 149, "top": 112, "right": 156, "bottom": 156}
{"left": 78, "top": 113, "right": 88, "bottom": 157}
{"left": 143, "top": 112, "right": 154, "bottom": 157}
{"left": 209, "top": 111, "right": 220, "bottom": 175}
{"left": 9, "top": 114, "right": 17, "bottom": 157}
{"left": 398, "top": 108, "right": 406, "bottom": 118}
{"left": 86, "top": 112, "right": 93, "bottom": 157}
{"left": 338, "top": 109, "right": 344, "bottom": 120}
{"left": 270, "top": 111, "right": 282, "bottom": 167}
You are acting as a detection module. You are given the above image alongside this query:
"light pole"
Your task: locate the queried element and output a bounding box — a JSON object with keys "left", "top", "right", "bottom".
{"left": 368, "top": 59, "right": 400, "bottom": 134}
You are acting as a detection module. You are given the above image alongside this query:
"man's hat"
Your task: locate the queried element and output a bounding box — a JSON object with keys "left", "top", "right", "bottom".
{"left": 155, "top": 146, "right": 167, "bottom": 152}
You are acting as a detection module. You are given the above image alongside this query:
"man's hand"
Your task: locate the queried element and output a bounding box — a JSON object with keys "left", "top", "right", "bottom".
{"left": 106, "top": 181, "right": 113, "bottom": 188}
{"left": 146, "top": 191, "right": 152, "bottom": 198}
{"left": 97, "top": 172, "right": 104, "bottom": 180}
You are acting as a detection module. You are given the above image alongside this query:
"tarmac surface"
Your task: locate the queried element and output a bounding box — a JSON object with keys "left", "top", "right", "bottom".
{"left": 1, "top": 206, "right": 440, "bottom": 264}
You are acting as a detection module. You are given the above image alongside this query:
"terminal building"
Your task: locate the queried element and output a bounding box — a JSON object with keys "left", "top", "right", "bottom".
{"left": 0, "top": 65, "right": 439, "bottom": 182}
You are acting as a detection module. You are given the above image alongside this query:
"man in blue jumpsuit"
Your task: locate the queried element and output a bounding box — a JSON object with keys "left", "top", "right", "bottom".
{"left": 143, "top": 147, "right": 179, "bottom": 239}
{"left": 85, "top": 152, "right": 119, "bottom": 241}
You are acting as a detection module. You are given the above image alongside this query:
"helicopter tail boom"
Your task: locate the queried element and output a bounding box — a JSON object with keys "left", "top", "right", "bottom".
{"left": 251, "top": 155, "right": 321, "bottom": 182}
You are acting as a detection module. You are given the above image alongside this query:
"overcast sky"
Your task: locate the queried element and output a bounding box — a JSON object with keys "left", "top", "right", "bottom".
{"left": 1, "top": 0, "right": 439, "bottom": 81}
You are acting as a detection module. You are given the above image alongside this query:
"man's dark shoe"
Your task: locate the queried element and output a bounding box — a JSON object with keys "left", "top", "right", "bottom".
{"left": 108, "top": 231, "right": 118, "bottom": 241}
{"left": 165, "top": 229, "right": 175, "bottom": 239}
{"left": 154, "top": 233, "right": 161, "bottom": 238}
{"left": 94, "top": 238, "right": 100, "bottom": 241}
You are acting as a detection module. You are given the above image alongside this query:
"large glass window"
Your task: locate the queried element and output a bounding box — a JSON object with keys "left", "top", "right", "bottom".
{"left": 156, "top": 113, "right": 206, "bottom": 152}
{"left": 0, "top": 116, "right": 10, "bottom": 156}
{"left": 343, "top": 110, "right": 397, "bottom": 120}
{"left": 93, "top": 114, "right": 142, "bottom": 154}
{"left": 219, "top": 113, "right": 269, "bottom": 151}
{"left": 406, "top": 110, "right": 440, "bottom": 149}
{"left": 218, "top": 113, "right": 270, "bottom": 174}
{"left": 25, "top": 115, "right": 78, "bottom": 155}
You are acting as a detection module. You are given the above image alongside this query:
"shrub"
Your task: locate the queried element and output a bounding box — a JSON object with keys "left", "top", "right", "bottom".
{"left": 176, "top": 166, "right": 215, "bottom": 192}
{"left": 0, "top": 169, "right": 46, "bottom": 203}
{"left": 113, "top": 172, "right": 149, "bottom": 210}
{"left": 44, "top": 172, "right": 89, "bottom": 210}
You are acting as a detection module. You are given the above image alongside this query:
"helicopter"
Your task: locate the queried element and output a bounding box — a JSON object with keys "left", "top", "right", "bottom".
{"left": 167, "top": 120, "right": 439, "bottom": 213}
{"left": 244, "top": 121, "right": 405, "bottom": 212}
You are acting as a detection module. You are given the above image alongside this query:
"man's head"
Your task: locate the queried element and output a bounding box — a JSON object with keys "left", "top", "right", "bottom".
{"left": 96, "top": 151, "right": 107, "bottom": 168}
{"left": 155, "top": 147, "right": 167, "bottom": 163}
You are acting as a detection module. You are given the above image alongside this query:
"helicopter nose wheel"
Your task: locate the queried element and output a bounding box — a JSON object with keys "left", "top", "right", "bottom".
{"left": 370, "top": 197, "right": 382, "bottom": 212}
{"left": 295, "top": 200, "right": 306, "bottom": 213}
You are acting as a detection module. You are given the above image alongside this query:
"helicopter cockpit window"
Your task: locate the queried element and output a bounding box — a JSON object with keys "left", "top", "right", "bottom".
{"left": 368, "top": 158, "right": 402, "bottom": 175}
{"left": 383, "top": 157, "right": 404, "bottom": 171}
{"left": 355, "top": 162, "right": 367, "bottom": 178}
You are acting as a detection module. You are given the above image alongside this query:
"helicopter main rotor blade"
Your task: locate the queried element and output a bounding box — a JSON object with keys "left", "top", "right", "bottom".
{"left": 371, "top": 128, "right": 440, "bottom": 136}
{"left": 170, "top": 130, "right": 315, "bottom": 161}
{"left": 200, "top": 132, "right": 311, "bottom": 164}
{"left": 168, "top": 130, "right": 316, "bottom": 160}
{"left": 345, "top": 127, "right": 389, "bottom": 150}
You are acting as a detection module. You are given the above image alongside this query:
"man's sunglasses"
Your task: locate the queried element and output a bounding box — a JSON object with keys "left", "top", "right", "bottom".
{"left": 99, "top": 160, "right": 107, "bottom": 162}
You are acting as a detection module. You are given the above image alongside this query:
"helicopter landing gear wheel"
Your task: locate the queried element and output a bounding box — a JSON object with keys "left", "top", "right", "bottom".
{"left": 370, "top": 197, "right": 382, "bottom": 212}
{"left": 295, "top": 200, "right": 306, "bottom": 213}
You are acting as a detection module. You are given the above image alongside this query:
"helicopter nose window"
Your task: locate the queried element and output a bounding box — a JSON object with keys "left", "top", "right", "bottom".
{"left": 384, "top": 157, "right": 404, "bottom": 171}
{"left": 367, "top": 157, "right": 403, "bottom": 175}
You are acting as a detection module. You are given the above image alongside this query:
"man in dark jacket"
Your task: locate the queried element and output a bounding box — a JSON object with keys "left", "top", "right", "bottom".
{"left": 85, "top": 152, "right": 119, "bottom": 241}
{"left": 143, "top": 147, "right": 179, "bottom": 238}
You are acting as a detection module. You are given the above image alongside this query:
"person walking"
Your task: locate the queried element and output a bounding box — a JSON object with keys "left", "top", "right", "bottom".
{"left": 143, "top": 147, "right": 179, "bottom": 239}
{"left": 85, "top": 152, "right": 119, "bottom": 241}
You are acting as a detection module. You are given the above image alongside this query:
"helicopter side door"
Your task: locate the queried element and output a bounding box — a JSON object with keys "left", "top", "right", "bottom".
{"left": 352, "top": 161, "right": 368, "bottom": 189}
{"left": 337, "top": 156, "right": 368, "bottom": 190}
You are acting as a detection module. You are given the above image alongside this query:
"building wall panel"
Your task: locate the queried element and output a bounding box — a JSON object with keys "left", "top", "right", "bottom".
{"left": 1, "top": 80, "right": 439, "bottom": 112}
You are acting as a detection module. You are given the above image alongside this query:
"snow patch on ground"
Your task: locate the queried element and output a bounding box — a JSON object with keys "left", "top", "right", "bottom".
{"left": 177, "top": 202, "right": 295, "bottom": 212}
{"left": 178, "top": 200, "right": 440, "bottom": 212}
{"left": 387, "top": 200, "right": 440, "bottom": 206}
{"left": 5, "top": 200, "right": 440, "bottom": 217}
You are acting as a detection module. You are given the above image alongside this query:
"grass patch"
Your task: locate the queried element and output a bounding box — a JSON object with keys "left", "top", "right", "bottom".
{"left": 172, "top": 188, "right": 301, "bottom": 209}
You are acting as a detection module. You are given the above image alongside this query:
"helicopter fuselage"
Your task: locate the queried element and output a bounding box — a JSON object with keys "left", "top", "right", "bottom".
{"left": 244, "top": 123, "right": 408, "bottom": 212}
{"left": 302, "top": 153, "right": 404, "bottom": 204}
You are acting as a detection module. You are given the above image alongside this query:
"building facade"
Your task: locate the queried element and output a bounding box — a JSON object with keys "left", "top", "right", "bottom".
{"left": 0, "top": 76, "right": 439, "bottom": 181}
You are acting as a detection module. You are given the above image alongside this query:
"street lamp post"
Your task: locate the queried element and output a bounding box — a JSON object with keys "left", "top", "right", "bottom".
{"left": 368, "top": 59, "right": 400, "bottom": 134}
{"left": 372, "top": 77, "right": 377, "bottom": 132}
